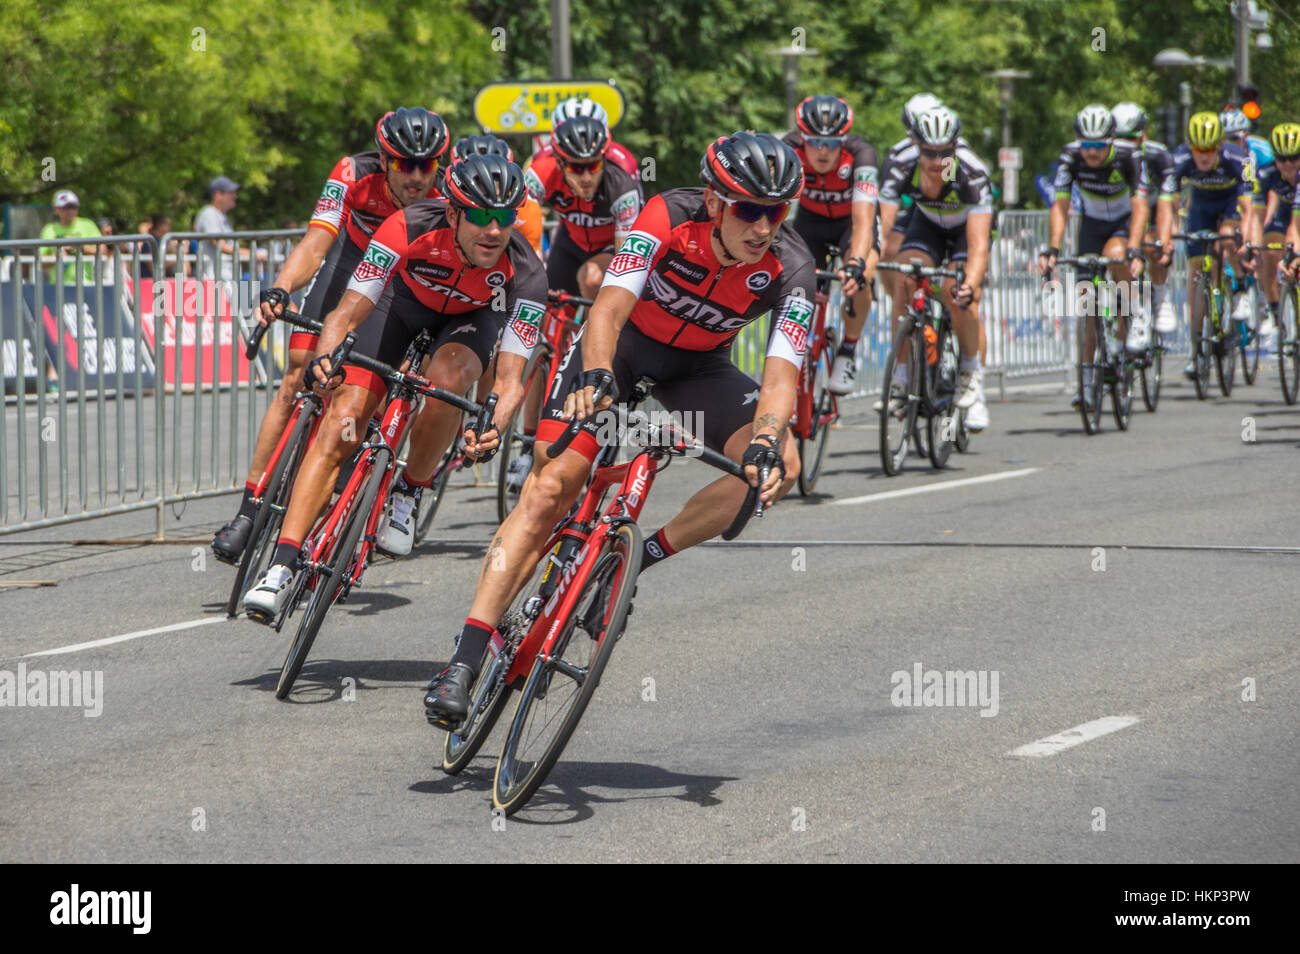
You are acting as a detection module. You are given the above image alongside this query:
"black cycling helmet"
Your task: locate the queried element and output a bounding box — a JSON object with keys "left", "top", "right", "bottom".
{"left": 700, "top": 131, "right": 804, "bottom": 201}
{"left": 444, "top": 153, "right": 526, "bottom": 210}
{"left": 796, "top": 95, "right": 854, "bottom": 138}
{"left": 452, "top": 134, "right": 513, "bottom": 164}
{"left": 375, "top": 108, "right": 449, "bottom": 161}
{"left": 550, "top": 116, "right": 610, "bottom": 163}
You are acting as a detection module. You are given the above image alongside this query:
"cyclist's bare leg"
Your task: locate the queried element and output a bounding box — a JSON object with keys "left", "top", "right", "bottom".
{"left": 464, "top": 441, "right": 592, "bottom": 625}
{"left": 577, "top": 254, "right": 612, "bottom": 301}
{"left": 243, "top": 347, "right": 313, "bottom": 486}
{"left": 652, "top": 423, "right": 799, "bottom": 553}
{"left": 1102, "top": 234, "right": 1131, "bottom": 342}
{"left": 940, "top": 275, "right": 981, "bottom": 361}
{"left": 1260, "top": 234, "right": 1285, "bottom": 306}
{"left": 404, "top": 344, "right": 483, "bottom": 484}
{"left": 278, "top": 382, "right": 382, "bottom": 546}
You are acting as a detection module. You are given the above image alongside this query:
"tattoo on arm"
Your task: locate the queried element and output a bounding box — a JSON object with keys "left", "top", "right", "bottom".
{"left": 753, "top": 413, "right": 784, "bottom": 440}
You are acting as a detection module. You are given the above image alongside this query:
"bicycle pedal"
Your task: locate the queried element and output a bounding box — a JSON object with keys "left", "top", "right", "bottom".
{"left": 425, "top": 712, "right": 462, "bottom": 733}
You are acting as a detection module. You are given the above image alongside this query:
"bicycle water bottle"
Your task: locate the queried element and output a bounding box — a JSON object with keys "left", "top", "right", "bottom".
{"left": 923, "top": 324, "right": 938, "bottom": 365}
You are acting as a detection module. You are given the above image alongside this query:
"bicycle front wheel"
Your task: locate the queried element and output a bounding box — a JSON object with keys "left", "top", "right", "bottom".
{"left": 1240, "top": 291, "right": 1261, "bottom": 385}
{"left": 1215, "top": 280, "right": 1236, "bottom": 397}
{"left": 276, "top": 448, "right": 388, "bottom": 700}
{"left": 926, "top": 314, "right": 959, "bottom": 468}
{"left": 1110, "top": 353, "right": 1134, "bottom": 431}
{"left": 1140, "top": 339, "right": 1162, "bottom": 412}
{"left": 1077, "top": 316, "right": 1104, "bottom": 435}
{"left": 493, "top": 522, "right": 642, "bottom": 816}
{"left": 1279, "top": 288, "right": 1300, "bottom": 405}
{"left": 1193, "top": 279, "right": 1213, "bottom": 400}
{"left": 797, "top": 331, "right": 834, "bottom": 495}
{"left": 880, "top": 317, "right": 919, "bottom": 476}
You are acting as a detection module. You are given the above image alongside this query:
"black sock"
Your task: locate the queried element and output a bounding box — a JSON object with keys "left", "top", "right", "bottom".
{"left": 237, "top": 483, "right": 257, "bottom": 520}
{"left": 837, "top": 335, "right": 859, "bottom": 358}
{"left": 449, "top": 618, "right": 495, "bottom": 674}
{"left": 272, "top": 540, "right": 300, "bottom": 570}
{"left": 642, "top": 528, "right": 677, "bottom": 571}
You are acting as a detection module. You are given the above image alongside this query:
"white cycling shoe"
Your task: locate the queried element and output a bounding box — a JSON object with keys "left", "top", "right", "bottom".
{"left": 1154, "top": 301, "right": 1177, "bottom": 334}
{"left": 376, "top": 488, "right": 420, "bottom": 557}
{"left": 244, "top": 564, "right": 295, "bottom": 623}
{"left": 956, "top": 367, "right": 982, "bottom": 409}
{"left": 964, "top": 398, "right": 989, "bottom": 432}
{"left": 827, "top": 354, "right": 857, "bottom": 395}
{"left": 1126, "top": 314, "right": 1150, "bottom": 352}
{"left": 505, "top": 453, "right": 532, "bottom": 493}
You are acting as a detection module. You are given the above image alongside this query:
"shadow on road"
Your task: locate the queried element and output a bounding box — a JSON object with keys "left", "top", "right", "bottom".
{"left": 409, "top": 760, "right": 737, "bottom": 824}
{"left": 232, "top": 657, "right": 446, "bottom": 701}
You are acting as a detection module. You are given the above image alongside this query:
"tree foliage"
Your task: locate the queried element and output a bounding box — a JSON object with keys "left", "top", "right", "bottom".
{"left": 3, "top": 0, "right": 1297, "bottom": 229}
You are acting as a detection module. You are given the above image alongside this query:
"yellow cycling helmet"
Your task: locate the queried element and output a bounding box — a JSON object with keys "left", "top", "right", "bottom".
{"left": 1187, "top": 112, "right": 1223, "bottom": 150}
{"left": 1271, "top": 123, "right": 1300, "bottom": 159}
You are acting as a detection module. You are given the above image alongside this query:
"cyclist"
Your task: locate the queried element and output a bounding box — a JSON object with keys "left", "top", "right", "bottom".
{"left": 211, "top": 108, "right": 448, "bottom": 565}
{"left": 1113, "top": 101, "right": 1179, "bottom": 336}
{"left": 524, "top": 116, "right": 644, "bottom": 300}
{"left": 1171, "top": 112, "right": 1259, "bottom": 380}
{"left": 1221, "top": 107, "right": 1274, "bottom": 180}
{"left": 422, "top": 132, "right": 815, "bottom": 725}
{"left": 1255, "top": 123, "right": 1300, "bottom": 321}
{"left": 1039, "top": 104, "right": 1148, "bottom": 410}
{"left": 532, "top": 96, "right": 641, "bottom": 180}
{"left": 243, "top": 155, "right": 548, "bottom": 620}
{"left": 448, "top": 135, "right": 544, "bottom": 259}
{"left": 877, "top": 106, "right": 994, "bottom": 430}
{"left": 781, "top": 95, "right": 880, "bottom": 395}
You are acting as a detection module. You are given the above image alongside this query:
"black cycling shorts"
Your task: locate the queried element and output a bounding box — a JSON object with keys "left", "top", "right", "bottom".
{"left": 899, "top": 212, "right": 969, "bottom": 264}
{"left": 343, "top": 283, "right": 503, "bottom": 399}
{"left": 536, "top": 322, "right": 758, "bottom": 463}
{"left": 546, "top": 226, "right": 613, "bottom": 296}
{"left": 292, "top": 233, "right": 364, "bottom": 350}
{"left": 1077, "top": 215, "right": 1129, "bottom": 256}
{"left": 792, "top": 209, "right": 879, "bottom": 270}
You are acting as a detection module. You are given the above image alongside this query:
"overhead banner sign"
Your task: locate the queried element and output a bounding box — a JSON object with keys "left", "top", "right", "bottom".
{"left": 473, "top": 80, "right": 625, "bottom": 134}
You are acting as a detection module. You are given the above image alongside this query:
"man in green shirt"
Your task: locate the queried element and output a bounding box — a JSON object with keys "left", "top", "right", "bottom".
{"left": 39, "top": 191, "right": 102, "bottom": 285}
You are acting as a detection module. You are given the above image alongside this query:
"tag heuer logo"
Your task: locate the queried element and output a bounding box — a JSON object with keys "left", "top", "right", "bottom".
{"left": 362, "top": 244, "right": 396, "bottom": 271}
{"left": 785, "top": 296, "right": 814, "bottom": 329}
{"left": 515, "top": 302, "right": 544, "bottom": 327}
{"left": 622, "top": 235, "right": 656, "bottom": 258}
{"left": 323, "top": 182, "right": 346, "bottom": 202}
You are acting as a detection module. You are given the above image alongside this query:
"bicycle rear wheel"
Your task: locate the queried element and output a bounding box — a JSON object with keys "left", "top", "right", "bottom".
{"left": 275, "top": 448, "right": 388, "bottom": 700}
{"left": 492, "top": 522, "right": 642, "bottom": 816}
{"left": 1140, "top": 340, "right": 1162, "bottom": 412}
{"left": 497, "top": 344, "right": 551, "bottom": 523}
{"left": 227, "top": 403, "right": 315, "bottom": 617}
{"left": 1077, "top": 316, "right": 1104, "bottom": 435}
{"left": 880, "top": 317, "right": 919, "bottom": 476}
{"left": 1279, "top": 288, "right": 1300, "bottom": 405}
{"left": 926, "top": 315, "right": 959, "bottom": 468}
{"left": 797, "top": 331, "right": 834, "bottom": 495}
{"left": 1110, "top": 353, "right": 1134, "bottom": 431}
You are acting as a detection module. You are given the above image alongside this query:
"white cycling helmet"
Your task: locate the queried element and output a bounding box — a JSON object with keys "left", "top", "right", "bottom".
{"left": 552, "top": 96, "right": 608, "bottom": 129}
{"left": 1111, "top": 102, "right": 1147, "bottom": 138}
{"left": 1074, "top": 104, "right": 1115, "bottom": 140}
{"left": 1219, "top": 108, "right": 1250, "bottom": 137}
{"left": 903, "top": 93, "right": 944, "bottom": 134}
{"left": 912, "top": 105, "right": 962, "bottom": 147}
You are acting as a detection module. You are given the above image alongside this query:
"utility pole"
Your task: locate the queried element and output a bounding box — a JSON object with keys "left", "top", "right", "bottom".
{"left": 551, "top": 0, "right": 571, "bottom": 79}
{"left": 1233, "top": 0, "right": 1250, "bottom": 104}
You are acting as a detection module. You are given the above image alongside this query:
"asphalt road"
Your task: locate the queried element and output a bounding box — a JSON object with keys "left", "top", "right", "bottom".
{"left": 1, "top": 369, "right": 1296, "bottom": 863}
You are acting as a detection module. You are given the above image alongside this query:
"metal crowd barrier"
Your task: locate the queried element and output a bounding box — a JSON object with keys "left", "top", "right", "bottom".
{"left": 730, "top": 209, "right": 1194, "bottom": 399}
{"left": 2, "top": 230, "right": 303, "bottom": 536}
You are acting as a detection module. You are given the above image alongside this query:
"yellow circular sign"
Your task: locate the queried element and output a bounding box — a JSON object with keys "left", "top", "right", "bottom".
{"left": 473, "top": 80, "right": 626, "bottom": 135}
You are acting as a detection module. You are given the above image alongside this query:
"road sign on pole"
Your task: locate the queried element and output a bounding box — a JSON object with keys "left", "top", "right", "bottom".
{"left": 472, "top": 80, "right": 625, "bottom": 135}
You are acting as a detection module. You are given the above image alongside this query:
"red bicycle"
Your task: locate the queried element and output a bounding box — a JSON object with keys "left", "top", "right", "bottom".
{"left": 495, "top": 290, "right": 590, "bottom": 521}
{"left": 268, "top": 331, "right": 496, "bottom": 699}
{"left": 225, "top": 311, "right": 326, "bottom": 617}
{"left": 439, "top": 376, "right": 764, "bottom": 816}
{"left": 792, "top": 269, "right": 846, "bottom": 495}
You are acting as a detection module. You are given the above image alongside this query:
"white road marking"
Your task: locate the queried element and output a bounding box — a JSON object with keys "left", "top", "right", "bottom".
{"left": 23, "top": 617, "right": 226, "bottom": 657}
{"left": 1008, "top": 715, "right": 1141, "bottom": 757}
{"left": 831, "top": 467, "right": 1040, "bottom": 506}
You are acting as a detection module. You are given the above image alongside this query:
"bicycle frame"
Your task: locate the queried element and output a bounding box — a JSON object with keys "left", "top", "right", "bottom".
{"left": 250, "top": 392, "right": 325, "bottom": 504}
{"left": 793, "top": 278, "right": 840, "bottom": 439}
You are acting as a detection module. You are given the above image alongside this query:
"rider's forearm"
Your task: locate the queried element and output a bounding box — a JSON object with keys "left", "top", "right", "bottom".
{"left": 316, "top": 290, "right": 375, "bottom": 359}
{"left": 1128, "top": 198, "right": 1147, "bottom": 251}
{"left": 752, "top": 358, "right": 799, "bottom": 442}
{"left": 964, "top": 213, "right": 992, "bottom": 289}
{"left": 486, "top": 352, "right": 526, "bottom": 426}
{"left": 1156, "top": 199, "right": 1174, "bottom": 246}
{"left": 846, "top": 203, "right": 876, "bottom": 264}
{"left": 1049, "top": 198, "right": 1069, "bottom": 251}
{"left": 580, "top": 285, "right": 637, "bottom": 371}
{"left": 272, "top": 227, "right": 336, "bottom": 293}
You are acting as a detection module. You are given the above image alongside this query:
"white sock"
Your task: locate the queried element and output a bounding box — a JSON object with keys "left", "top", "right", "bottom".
{"left": 1152, "top": 281, "right": 1168, "bottom": 311}
{"left": 959, "top": 355, "right": 980, "bottom": 372}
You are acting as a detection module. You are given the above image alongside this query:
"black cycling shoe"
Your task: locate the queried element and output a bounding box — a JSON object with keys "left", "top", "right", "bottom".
{"left": 424, "top": 663, "right": 474, "bottom": 729}
{"left": 211, "top": 514, "right": 253, "bottom": 565}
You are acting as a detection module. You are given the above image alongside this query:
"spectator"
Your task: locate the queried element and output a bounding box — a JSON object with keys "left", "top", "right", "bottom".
{"left": 194, "top": 176, "right": 240, "bottom": 281}
{"left": 39, "top": 191, "right": 101, "bottom": 286}
{"left": 138, "top": 213, "right": 182, "bottom": 279}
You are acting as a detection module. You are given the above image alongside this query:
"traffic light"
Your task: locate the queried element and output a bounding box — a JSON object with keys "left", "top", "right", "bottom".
{"left": 1239, "top": 84, "right": 1261, "bottom": 121}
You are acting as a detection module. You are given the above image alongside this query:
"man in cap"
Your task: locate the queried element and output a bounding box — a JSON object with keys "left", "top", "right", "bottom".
{"left": 39, "top": 190, "right": 102, "bottom": 285}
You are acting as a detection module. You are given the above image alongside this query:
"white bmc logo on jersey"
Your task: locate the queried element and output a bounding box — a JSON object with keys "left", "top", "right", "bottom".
{"left": 746, "top": 271, "right": 771, "bottom": 292}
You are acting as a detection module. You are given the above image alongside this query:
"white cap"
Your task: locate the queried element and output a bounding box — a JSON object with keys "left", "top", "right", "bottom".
{"left": 53, "top": 190, "right": 80, "bottom": 208}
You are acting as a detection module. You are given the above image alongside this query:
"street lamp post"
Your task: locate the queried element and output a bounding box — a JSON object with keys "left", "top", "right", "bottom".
{"left": 766, "top": 47, "right": 819, "bottom": 133}
{"left": 988, "top": 69, "right": 1029, "bottom": 208}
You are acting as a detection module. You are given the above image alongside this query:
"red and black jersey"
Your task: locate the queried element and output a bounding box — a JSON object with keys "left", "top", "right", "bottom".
{"left": 781, "top": 132, "right": 879, "bottom": 219}
{"left": 524, "top": 152, "right": 643, "bottom": 252}
{"left": 344, "top": 200, "right": 548, "bottom": 359}
{"left": 601, "top": 187, "right": 816, "bottom": 368}
{"left": 308, "top": 150, "right": 443, "bottom": 252}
